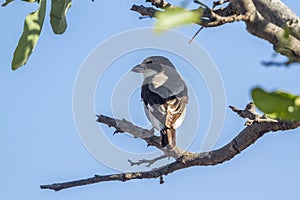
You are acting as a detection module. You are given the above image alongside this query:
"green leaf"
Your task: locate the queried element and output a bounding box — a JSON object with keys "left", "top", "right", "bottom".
{"left": 252, "top": 87, "right": 300, "bottom": 120}
{"left": 155, "top": 7, "right": 202, "bottom": 32}
{"left": 50, "top": 0, "right": 72, "bottom": 34}
{"left": 1, "top": 0, "right": 37, "bottom": 7}
{"left": 11, "top": 0, "right": 46, "bottom": 70}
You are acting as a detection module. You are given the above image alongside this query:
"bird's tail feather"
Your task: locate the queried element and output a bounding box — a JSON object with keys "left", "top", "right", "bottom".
{"left": 160, "top": 128, "right": 176, "bottom": 148}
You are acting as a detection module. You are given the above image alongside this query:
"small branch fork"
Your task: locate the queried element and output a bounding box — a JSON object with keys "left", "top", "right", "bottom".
{"left": 40, "top": 103, "right": 300, "bottom": 191}
{"left": 131, "top": 0, "right": 300, "bottom": 65}
{"left": 128, "top": 155, "right": 169, "bottom": 167}
{"left": 131, "top": 0, "right": 242, "bottom": 28}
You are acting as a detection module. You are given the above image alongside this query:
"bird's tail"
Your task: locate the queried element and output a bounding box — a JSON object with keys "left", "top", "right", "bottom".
{"left": 160, "top": 128, "right": 176, "bottom": 149}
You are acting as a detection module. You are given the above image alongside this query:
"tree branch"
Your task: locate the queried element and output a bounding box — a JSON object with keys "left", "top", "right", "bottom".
{"left": 251, "top": 0, "right": 300, "bottom": 40}
{"left": 128, "top": 154, "right": 169, "bottom": 167}
{"left": 131, "top": 0, "right": 300, "bottom": 65}
{"left": 96, "top": 114, "right": 186, "bottom": 159}
{"left": 231, "top": 0, "right": 300, "bottom": 64}
{"left": 131, "top": 1, "right": 243, "bottom": 28}
{"left": 40, "top": 103, "right": 300, "bottom": 191}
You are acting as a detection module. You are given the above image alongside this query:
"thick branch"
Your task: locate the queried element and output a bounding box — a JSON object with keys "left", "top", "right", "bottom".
{"left": 40, "top": 103, "right": 300, "bottom": 191}
{"left": 231, "top": 0, "right": 300, "bottom": 63}
{"left": 252, "top": 0, "right": 300, "bottom": 40}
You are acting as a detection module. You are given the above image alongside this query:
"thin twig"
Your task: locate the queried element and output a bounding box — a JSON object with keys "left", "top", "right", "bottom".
{"left": 213, "top": 0, "right": 229, "bottom": 9}
{"left": 128, "top": 154, "right": 170, "bottom": 167}
{"left": 189, "top": 27, "right": 204, "bottom": 43}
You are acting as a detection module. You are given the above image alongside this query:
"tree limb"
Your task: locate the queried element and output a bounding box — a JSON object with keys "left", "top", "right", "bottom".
{"left": 40, "top": 103, "right": 300, "bottom": 191}
{"left": 96, "top": 114, "right": 186, "bottom": 159}
{"left": 231, "top": 0, "right": 300, "bottom": 64}
{"left": 131, "top": 0, "right": 300, "bottom": 65}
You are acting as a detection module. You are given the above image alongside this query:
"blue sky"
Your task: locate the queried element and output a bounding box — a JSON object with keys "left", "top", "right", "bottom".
{"left": 1, "top": 0, "right": 300, "bottom": 199}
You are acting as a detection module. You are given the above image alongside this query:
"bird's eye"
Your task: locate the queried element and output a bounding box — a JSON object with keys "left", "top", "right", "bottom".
{"left": 145, "top": 61, "right": 153, "bottom": 64}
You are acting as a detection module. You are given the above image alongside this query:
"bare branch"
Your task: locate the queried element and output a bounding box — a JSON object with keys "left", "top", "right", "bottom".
{"left": 229, "top": 102, "right": 258, "bottom": 120}
{"left": 128, "top": 154, "right": 169, "bottom": 167}
{"left": 130, "top": 5, "right": 157, "bottom": 17}
{"left": 202, "top": 11, "right": 247, "bottom": 27}
{"left": 96, "top": 114, "right": 186, "bottom": 160}
{"left": 261, "top": 60, "right": 294, "bottom": 67}
{"left": 40, "top": 103, "right": 300, "bottom": 191}
{"left": 146, "top": 0, "right": 172, "bottom": 9}
{"left": 213, "top": 0, "right": 230, "bottom": 9}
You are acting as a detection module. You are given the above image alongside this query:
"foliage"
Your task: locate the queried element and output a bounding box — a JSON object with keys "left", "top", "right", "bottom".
{"left": 155, "top": 7, "right": 202, "bottom": 32}
{"left": 11, "top": 0, "right": 46, "bottom": 70}
{"left": 50, "top": 0, "right": 72, "bottom": 34}
{"left": 252, "top": 87, "right": 300, "bottom": 120}
{"left": 2, "top": 0, "right": 72, "bottom": 70}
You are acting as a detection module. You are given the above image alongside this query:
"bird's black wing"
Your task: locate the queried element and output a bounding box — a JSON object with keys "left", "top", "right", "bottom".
{"left": 141, "top": 82, "right": 167, "bottom": 125}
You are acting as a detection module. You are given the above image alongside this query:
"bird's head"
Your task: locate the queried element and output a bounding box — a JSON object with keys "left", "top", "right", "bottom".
{"left": 131, "top": 56, "right": 175, "bottom": 77}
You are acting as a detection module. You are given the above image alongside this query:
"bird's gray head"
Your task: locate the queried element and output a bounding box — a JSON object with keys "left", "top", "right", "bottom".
{"left": 131, "top": 56, "right": 176, "bottom": 76}
{"left": 131, "top": 56, "right": 186, "bottom": 98}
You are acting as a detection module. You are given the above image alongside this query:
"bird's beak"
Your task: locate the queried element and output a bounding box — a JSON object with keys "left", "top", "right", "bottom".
{"left": 131, "top": 64, "right": 145, "bottom": 73}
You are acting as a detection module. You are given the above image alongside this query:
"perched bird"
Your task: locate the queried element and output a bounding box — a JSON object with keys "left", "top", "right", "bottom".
{"left": 131, "top": 56, "right": 188, "bottom": 149}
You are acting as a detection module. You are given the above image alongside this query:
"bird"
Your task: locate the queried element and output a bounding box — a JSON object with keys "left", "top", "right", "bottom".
{"left": 131, "top": 56, "right": 188, "bottom": 149}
